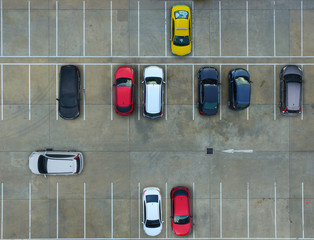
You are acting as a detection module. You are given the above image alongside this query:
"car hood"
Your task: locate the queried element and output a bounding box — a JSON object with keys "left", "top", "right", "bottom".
{"left": 29, "top": 152, "right": 40, "bottom": 174}
{"left": 115, "top": 67, "right": 133, "bottom": 80}
{"left": 144, "top": 66, "right": 163, "bottom": 79}
{"left": 200, "top": 69, "right": 218, "bottom": 82}
{"left": 283, "top": 65, "right": 302, "bottom": 78}
{"left": 233, "top": 69, "right": 250, "bottom": 79}
{"left": 145, "top": 84, "right": 162, "bottom": 114}
{"left": 173, "top": 222, "right": 191, "bottom": 236}
{"left": 171, "top": 43, "right": 191, "bottom": 56}
{"left": 116, "top": 86, "right": 131, "bottom": 107}
{"left": 59, "top": 105, "right": 79, "bottom": 120}
{"left": 144, "top": 225, "right": 162, "bottom": 237}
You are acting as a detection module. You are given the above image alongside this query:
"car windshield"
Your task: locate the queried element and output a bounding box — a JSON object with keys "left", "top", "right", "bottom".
{"left": 116, "top": 78, "right": 132, "bottom": 87}
{"left": 203, "top": 102, "right": 217, "bottom": 110}
{"left": 285, "top": 74, "right": 302, "bottom": 83}
{"left": 174, "top": 215, "right": 190, "bottom": 225}
{"left": 60, "top": 96, "right": 77, "bottom": 108}
{"left": 146, "top": 195, "right": 158, "bottom": 203}
{"left": 146, "top": 77, "right": 162, "bottom": 85}
{"left": 173, "top": 36, "right": 190, "bottom": 46}
{"left": 38, "top": 155, "right": 48, "bottom": 174}
{"left": 174, "top": 10, "right": 189, "bottom": 19}
{"left": 235, "top": 77, "right": 249, "bottom": 85}
{"left": 146, "top": 219, "right": 160, "bottom": 228}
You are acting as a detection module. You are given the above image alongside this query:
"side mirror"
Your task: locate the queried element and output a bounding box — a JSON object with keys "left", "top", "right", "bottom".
{"left": 112, "top": 84, "right": 115, "bottom": 86}
{"left": 141, "top": 81, "right": 144, "bottom": 84}
{"left": 162, "top": 221, "right": 164, "bottom": 223}
{"left": 163, "top": 81, "right": 166, "bottom": 84}
{"left": 56, "top": 98, "right": 59, "bottom": 101}
{"left": 44, "top": 174, "right": 47, "bottom": 178}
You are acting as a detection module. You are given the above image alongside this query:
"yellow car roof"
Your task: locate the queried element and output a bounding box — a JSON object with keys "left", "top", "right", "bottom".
{"left": 175, "top": 19, "right": 189, "bottom": 36}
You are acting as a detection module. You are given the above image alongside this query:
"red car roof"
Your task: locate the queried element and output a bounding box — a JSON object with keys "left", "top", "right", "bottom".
{"left": 174, "top": 195, "right": 189, "bottom": 216}
{"left": 116, "top": 87, "right": 131, "bottom": 107}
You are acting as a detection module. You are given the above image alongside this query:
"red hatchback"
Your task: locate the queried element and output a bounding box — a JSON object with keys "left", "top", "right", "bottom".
{"left": 171, "top": 187, "right": 192, "bottom": 236}
{"left": 114, "top": 67, "right": 134, "bottom": 115}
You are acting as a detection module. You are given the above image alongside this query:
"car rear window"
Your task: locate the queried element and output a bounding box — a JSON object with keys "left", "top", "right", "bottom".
{"left": 146, "top": 219, "right": 160, "bottom": 228}
{"left": 116, "top": 78, "right": 132, "bottom": 87}
{"left": 146, "top": 195, "right": 158, "bottom": 203}
{"left": 38, "top": 155, "right": 48, "bottom": 174}
{"left": 173, "top": 36, "right": 190, "bottom": 46}
{"left": 76, "top": 158, "right": 80, "bottom": 173}
{"left": 145, "top": 77, "right": 162, "bottom": 85}
{"left": 174, "top": 10, "right": 189, "bottom": 19}
{"left": 173, "top": 189, "right": 188, "bottom": 197}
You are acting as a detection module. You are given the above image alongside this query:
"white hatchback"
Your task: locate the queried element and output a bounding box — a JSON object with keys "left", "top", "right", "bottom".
{"left": 29, "top": 150, "right": 84, "bottom": 176}
{"left": 142, "top": 187, "right": 163, "bottom": 236}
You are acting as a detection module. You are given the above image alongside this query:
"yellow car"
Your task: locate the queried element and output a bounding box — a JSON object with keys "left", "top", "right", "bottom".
{"left": 170, "top": 5, "right": 192, "bottom": 56}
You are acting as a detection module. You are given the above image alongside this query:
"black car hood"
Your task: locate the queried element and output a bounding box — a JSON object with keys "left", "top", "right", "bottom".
{"left": 59, "top": 105, "right": 80, "bottom": 120}
{"left": 233, "top": 68, "right": 250, "bottom": 79}
{"left": 200, "top": 68, "right": 218, "bottom": 82}
{"left": 283, "top": 65, "right": 302, "bottom": 79}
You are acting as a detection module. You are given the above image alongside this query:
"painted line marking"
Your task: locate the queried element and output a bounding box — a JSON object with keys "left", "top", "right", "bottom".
{"left": 111, "top": 182, "right": 114, "bottom": 239}
{"left": 110, "top": 1, "right": 112, "bottom": 57}
{"left": 1, "top": 183, "right": 3, "bottom": 240}
{"left": 247, "top": 182, "right": 250, "bottom": 238}
{"left": 193, "top": 182, "right": 195, "bottom": 238}
{"left": 110, "top": 64, "right": 113, "bottom": 121}
{"left": 29, "top": 183, "right": 31, "bottom": 240}
{"left": 301, "top": 0, "right": 303, "bottom": 57}
{"left": 165, "top": 182, "right": 168, "bottom": 238}
{"left": 56, "top": 1, "right": 58, "bottom": 56}
{"left": 246, "top": 64, "right": 249, "bottom": 120}
{"left": 192, "top": 64, "right": 194, "bottom": 120}
{"left": 165, "top": 1, "right": 167, "bottom": 57}
{"left": 274, "top": 182, "right": 277, "bottom": 239}
{"left": 29, "top": 64, "right": 31, "bottom": 120}
{"left": 138, "top": 65, "right": 140, "bottom": 120}
{"left": 302, "top": 182, "right": 304, "bottom": 239}
{"left": 274, "top": 64, "right": 276, "bottom": 120}
{"left": 273, "top": 1, "right": 276, "bottom": 56}
{"left": 220, "top": 182, "right": 222, "bottom": 239}
{"left": 83, "top": 1, "right": 85, "bottom": 56}
{"left": 219, "top": 64, "right": 222, "bottom": 120}
{"left": 165, "top": 65, "right": 167, "bottom": 120}
{"left": 56, "top": 183, "right": 59, "bottom": 239}
{"left": 56, "top": 65, "right": 58, "bottom": 120}
{"left": 28, "top": 0, "right": 31, "bottom": 56}
{"left": 83, "top": 64, "right": 86, "bottom": 120}
{"left": 1, "top": 64, "right": 3, "bottom": 120}
{"left": 138, "top": 1, "right": 140, "bottom": 56}
{"left": 0, "top": 0, "right": 3, "bottom": 56}
{"left": 301, "top": 64, "right": 303, "bottom": 120}
{"left": 138, "top": 182, "right": 141, "bottom": 239}
{"left": 84, "top": 183, "right": 86, "bottom": 239}
{"left": 219, "top": 1, "right": 221, "bottom": 56}
{"left": 192, "top": 0, "right": 194, "bottom": 56}
{"left": 246, "top": 1, "right": 249, "bottom": 56}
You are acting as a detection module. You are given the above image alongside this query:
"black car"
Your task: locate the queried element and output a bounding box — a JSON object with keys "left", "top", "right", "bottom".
{"left": 58, "top": 65, "right": 81, "bottom": 120}
{"left": 198, "top": 67, "right": 219, "bottom": 116}
{"left": 279, "top": 65, "right": 302, "bottom": 116}
{"left": 228, "top": 68, "right": 252, "bottom": 110}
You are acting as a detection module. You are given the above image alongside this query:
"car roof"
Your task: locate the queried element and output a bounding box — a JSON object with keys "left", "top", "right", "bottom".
{"left": 175, "top": 19, "right": 189, "bottom": 36}
{"left": 174, "top": 195, "right": 189, "bottom": 216}
{"left": 286, "top": 82, "right": 301, "bottom": 110}
{"left": 146, "top": 202, "right": 160, "bottom": 220}
{"left": 145, "top": 84, "right": 162, "bottom": 114}
{"left": 47, "top": 158, "right": 76, "bottom": 174}
{"left": 60, "top": 66, "right": 78, "bottom": 96}
{"left": 204, "top": 85, "right": 218, "bottom": 102}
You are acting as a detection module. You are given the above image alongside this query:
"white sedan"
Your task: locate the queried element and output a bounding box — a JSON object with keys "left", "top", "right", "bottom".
{"left": 29, "top": 149, "right": 84, "bottom": 176}
{"left": 142, "top": 187, "right": 163, "bottom": 236}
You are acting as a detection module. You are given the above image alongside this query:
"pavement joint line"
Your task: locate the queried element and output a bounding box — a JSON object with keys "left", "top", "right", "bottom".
{"left": 1, "top": 183, "right": 3, "bottom": 240}
{"left": 56, "top": 1, "right": 58, "bottom": 57}
{"left": 138, "top": 182, "right": 140, "bottom": 239}
{"left": 29, "top": 64, "right": 31, "bottom": 120}
{"left": 219, "top": 182, "right": 222, "bottom": 239}
{"left": 137, "top": 65, "right": 140, "bottom": 121}
{"left": 110, "top": 64, "right": 113, "bottom": 121}
{"left": 28, "top": 183, "right": 31, "bottom": 240}
{"left": 273, "top": 1, "right": 276, "bottom": 57}
{"left": 301, "top": 0, "right": 303, "bottom": 57}
{"left": 274, "top": 64, "right": 276, "bottom": 120}
{"left": 302, "top": 182, "right": 304, "bottom": 239}
{"left": 1, "top": 64, "right": 3, "bottom": 120}
{"left": 165, "top": 182, "right": 167, "bottom": 238}
{"left": 219, "top": 64, "right": 222, "bottom": 120}
{"left": 56, "top": 182, "right": 59, "bottom": 239}
{"left": 56, "top": 64, "right": 58, "bottom": 120}
{"left": 110, "top": 1, "right": 112, "bottom": 57}
{"left": 83, "top": 1, "right": 85, "bottom": 57}
{"left": 111, "top": 182, "right": 114, "bottom": 239}
{"left": 138, "top": 1, "right": 140, "bottom": 57}
{"left": 164, "top": 1, "right": 167, "bottom": 57}
{"left": 28, "top": 0, "right": 31, "bottom": 57}
{"left": 247, "top": 182, "right": 250, "bottom": 238}
{"left": 83, "top": 64, "right": 86, "bottom": 120}
{"left": 0, "top": 0, "right": 2, "bottom": 56}
{"left": 274, "top": 182, "right": 277, "bottom": 239}
{"left": 301, "top": 64, "right": 304, "bottom": 120}
{"left": 84, "top": 183, "right": 86, "bottom": 239}
{"left": 192, "top": 65, "right": 194, "bottom": 121}
{"left": 246, "top": 1, "right": 249, "bottom": 57}
{"left": 219, "top": 1, "right": 221, "bottom": 56}
{"left": 165, "top": 64, "right": 167, "bottom": 120}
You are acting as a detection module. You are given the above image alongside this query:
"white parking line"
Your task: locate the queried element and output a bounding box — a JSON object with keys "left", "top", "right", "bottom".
{"left": 0, "top": 0, "right": 3, "bottom": 56}
{"left": 219, "top": 64, "right": 222, "bottom": 120}
{"left": 138, "top": 65, "right": 140, "bottom": 121}
{"left": 274, "top": 182, "right": 277, "bottom": 239}
{"left": 165, "top": 65, "right": 167, "bottom": 120}
{"left": 164, "top": 1, "right": 167, "bottom": 57}
{"left": 219, "top": 182, "right": 222, "bottom": 239}
{"left": 56, "top": 183, "right": 59, "bottom": 239}
{"left": 111, "top": 182, "right": 113, "bottom": 239}
{"left": 29, "top": 64, "right": 31, "bottom": 120}
{"left": 29, "top": 183, "right": 31, "bottom": 240}
{"left": 83, "top": 1, "right": 85, "bottom": 56}
{"left": 301, "top": 0, "right": 303, "bottom": 56}
{"left": 138, "top": 1, "right": 140, "bottom": 56}
{"left": 219, "top": 1, "right": 221, "bottom": 56}
{"left": 1, "top": 64, "right": 3, "bottom": 120}
{"left": 110, "top": 64, "right": 113, "bottom": 121}
{"left": 192, "top": 65, "right": 194, "bottom": 120}
{"left": 28, "top": 0, "right": 31, "bottom": 57}
{"left": 1, "top": 183, "right": 3, "bottom": 240}
{"left": 165, "top": 182, "right": 167, "bottom": 238}
{"left": 247, "top": 182, "right": 250, "bottom": 238}
{"left": 56, "top": 65, "right": 58, "bottom": 120}
{"left": 110, "top": 1, "right": 112, "bottom": 57}
{"left": 84, "top": 183, "right": 86, "bottom": 239}
{"left": 274, "top": 64, "right": 276, "bottom": 120}
{"left": 302, "top": 182, "right": 304, "bottom": 239}
{"left": 56, "top": 1, "right": 58, "bottom": 56}
{"left": 273, "top": 1, "right": 276, "bottom": 56}
{"left": 83, "top": 64, "right": 86, "bottom": 120}
{"left": 246, "top": 1, "right": 249, "bottom": 56}
{"left": 138, "top": 182, "right": 141, "bottom": 238}
{"left": 246, "top": 64, "right": 249, "bottom": 120}
{"left": 193, "top": 182, "right": 195, "bottom": 238}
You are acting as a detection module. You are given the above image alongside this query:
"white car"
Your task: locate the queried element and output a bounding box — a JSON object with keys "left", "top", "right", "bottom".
{"left": 142, "top": 187, "right": 163, "bottom": 236}
{"left": 143, "top": 66, "right": 165, "bottom": 119}
{"left": 29, "top": 150, "right": 84, "bottom": 176}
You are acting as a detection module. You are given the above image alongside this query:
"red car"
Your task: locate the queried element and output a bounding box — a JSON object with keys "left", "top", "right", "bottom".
{"left": 171, "top": 187, "right": 192, "bottom": 236}
{"left": 114, "top": 67, "right": 134, "bottom": 115}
